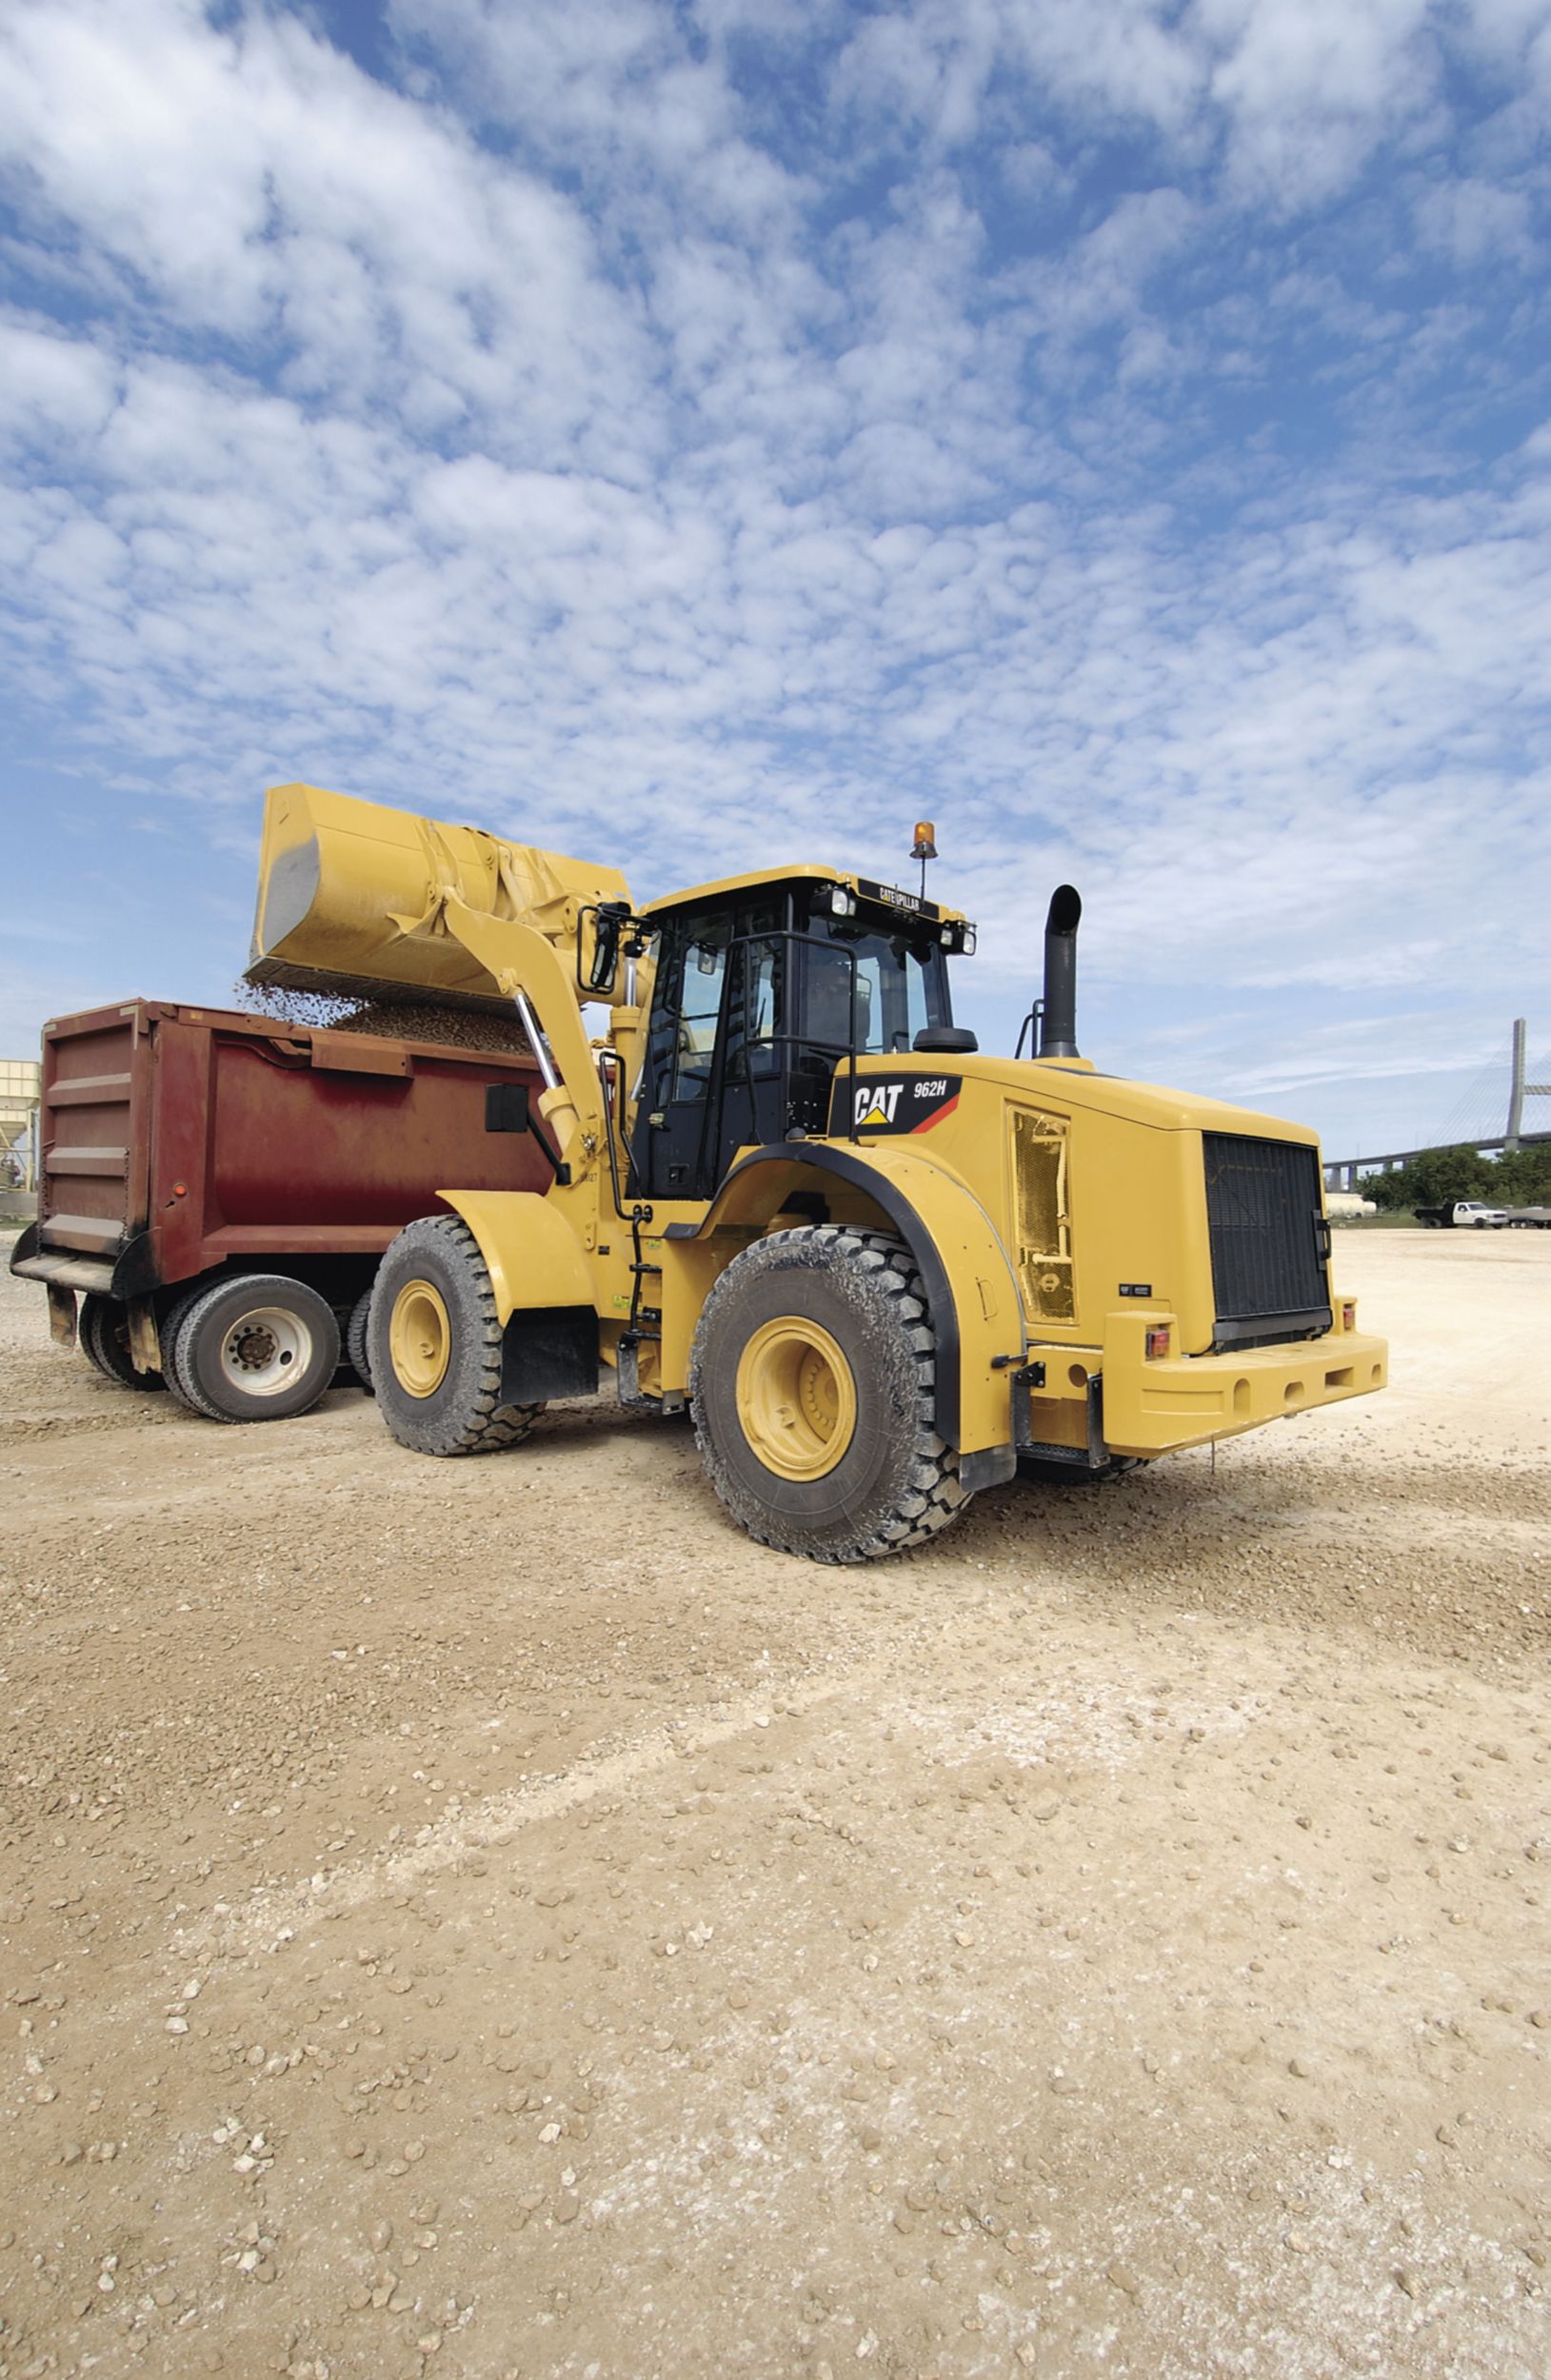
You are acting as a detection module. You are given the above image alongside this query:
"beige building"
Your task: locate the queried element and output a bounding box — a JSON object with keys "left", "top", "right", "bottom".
{"left": 0, "top": 1058, "right": 41, "bottom": 1193}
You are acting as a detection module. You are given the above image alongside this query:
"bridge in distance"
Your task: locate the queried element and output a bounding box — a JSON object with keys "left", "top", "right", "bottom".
{"left": 1322, "top": 1019, "right": 1549, "bottom": 1191}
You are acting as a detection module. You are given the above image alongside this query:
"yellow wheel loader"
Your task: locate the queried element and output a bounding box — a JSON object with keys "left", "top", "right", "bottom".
{"left": 249, "top": 784, "right": 1387, "bottom": 1561}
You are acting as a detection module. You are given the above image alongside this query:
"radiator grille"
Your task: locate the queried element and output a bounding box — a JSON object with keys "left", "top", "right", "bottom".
{"left": 1203, "top": 1134, "right": 1331, "bottom": 1347}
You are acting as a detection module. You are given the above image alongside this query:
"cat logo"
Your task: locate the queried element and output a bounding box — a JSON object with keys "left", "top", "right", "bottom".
{"left": 856, "top": 1083, "right": 904, "bottom": 1130}
{"left": 829, "top": 1074, "right": 964, "bottom": 1138}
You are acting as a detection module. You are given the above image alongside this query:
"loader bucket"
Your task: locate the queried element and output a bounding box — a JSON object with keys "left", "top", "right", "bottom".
{"left": 246, "top": 783, "right": 631, "bottom": 1011}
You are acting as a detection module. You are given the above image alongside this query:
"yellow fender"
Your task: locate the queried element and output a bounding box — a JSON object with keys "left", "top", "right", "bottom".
{"left": 673, "top": 1140, "right": 1024, "bottom": 1467}
{"left": 835, "top": 1142, "right": 1025, "bottom": 1461}
{"left": 436, "top": 1190, "right": 593, "bottom": 1323}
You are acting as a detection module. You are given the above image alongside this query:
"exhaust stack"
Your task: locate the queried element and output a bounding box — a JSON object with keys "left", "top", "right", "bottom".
{"left": 1038, "top": 884, "right": 1082, "bottom": 1060}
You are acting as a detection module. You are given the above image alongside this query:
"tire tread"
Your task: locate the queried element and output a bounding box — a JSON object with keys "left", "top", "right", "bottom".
{"left": 160, "top": 1274, "right": 339, "bottom": 1423}
{"left": 370, "top": 1217, "right": 541, "bottom": 1457}
{"left": 346, "top": 1284, "right": 375, "bottom": 1393}
{"left": 79, "top": 1293, "right": 166, "bottom": 1392}
{"left": 690, "top": 1224, "right": 969, "bottom": 1562}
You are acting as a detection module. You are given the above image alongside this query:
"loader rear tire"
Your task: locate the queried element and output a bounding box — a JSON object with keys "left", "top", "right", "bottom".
{"left": 369, "top": 1216, "right": 543, "bottom": 1457}
{"left": 690, "top": 1225, "right": 971, "bottom": 1562}
{"left": 79, "top": 1293, "right": 166, "bottom": 1392}
{"left": 163, "top": 1274, "right": 340, "bottom": 1422}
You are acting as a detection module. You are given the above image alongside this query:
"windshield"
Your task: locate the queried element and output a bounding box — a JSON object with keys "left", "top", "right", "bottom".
{"left": 803, "top": 925, "right": 948, "bottom": 1055}
{"left": 728, "top": 919, "right": 950, "bottom": 1069}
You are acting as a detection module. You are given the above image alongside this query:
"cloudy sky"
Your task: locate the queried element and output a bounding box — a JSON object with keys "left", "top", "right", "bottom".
{"left": 3, "top": 0, "right": 1549, "bottom": 1155}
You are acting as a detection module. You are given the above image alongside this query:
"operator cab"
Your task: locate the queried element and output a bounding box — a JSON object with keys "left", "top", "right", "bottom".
{"left": 628, "top": 869, "right": 975, "bottom": 1200}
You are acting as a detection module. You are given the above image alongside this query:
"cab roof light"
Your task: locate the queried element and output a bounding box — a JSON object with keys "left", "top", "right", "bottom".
{"left": 911, "top": 820, "right": 938, "bottom": 902}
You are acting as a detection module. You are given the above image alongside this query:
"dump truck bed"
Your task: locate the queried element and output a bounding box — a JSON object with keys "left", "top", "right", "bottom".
{"left": 12, "top": 998, "right": 550, "bottom": 1299}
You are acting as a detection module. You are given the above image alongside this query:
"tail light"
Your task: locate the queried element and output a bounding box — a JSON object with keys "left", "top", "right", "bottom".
{"left": 1145, "top": 1326, "right": 1171, "bottom": 1360}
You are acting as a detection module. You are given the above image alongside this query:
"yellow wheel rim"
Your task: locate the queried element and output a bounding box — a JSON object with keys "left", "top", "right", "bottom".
{"left": 389, "top": 1278, "right": 451, "bottom": 1398}
{"left": 735, "top": 1316, "right": 857, "bottom": 1481}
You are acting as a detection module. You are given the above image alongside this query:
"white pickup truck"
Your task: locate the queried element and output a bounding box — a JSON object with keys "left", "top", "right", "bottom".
{"left": 1415, "top": 1200, "right": 1509, "bottom": 1229}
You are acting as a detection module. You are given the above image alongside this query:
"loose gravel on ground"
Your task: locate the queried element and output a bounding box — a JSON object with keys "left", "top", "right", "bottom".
{"left": 0, "top": 1229, "right": 1547, "bottom": 2380}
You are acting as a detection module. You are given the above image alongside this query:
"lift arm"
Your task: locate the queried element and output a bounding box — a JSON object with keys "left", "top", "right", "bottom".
{"left": 409, "top": 890, "right": 605, "bottom": 1161}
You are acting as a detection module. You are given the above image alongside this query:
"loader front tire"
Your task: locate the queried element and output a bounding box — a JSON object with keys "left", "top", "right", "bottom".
{"left": 369, "top": 1216, "right": 542, "bottom": 1457}
{"left": 690, "top": 1226, "right": 971, "bottom": 1562}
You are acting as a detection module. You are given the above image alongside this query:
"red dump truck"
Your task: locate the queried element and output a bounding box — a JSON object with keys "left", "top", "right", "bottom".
{"left": 10, "top": 999, "right": 550, "bottom": 1421}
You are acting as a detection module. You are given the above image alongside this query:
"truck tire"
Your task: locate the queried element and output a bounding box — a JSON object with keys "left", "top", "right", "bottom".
{"left": 368, "top": 1216, "right": 543, "bottom": 1457}
{"left": 78, "top": 1295, "right": 111, "bottom": 1378}
{"left": 79, "top": 1293, "right": 166, "bottom": 1392}
{"left": 346, "top": 1285, "right": 375, "bottom": 1392}
{"left": 163, "top": 1275, "right": 341, "bottom": 1422}
{"left": 689, "top": 1225, "right": 970, "bottom": 1562}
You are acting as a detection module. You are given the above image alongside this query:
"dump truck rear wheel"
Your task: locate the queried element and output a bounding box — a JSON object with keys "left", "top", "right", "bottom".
{"left": 369, "top": 1216, "right": 542, "bottom": 1457}
{"left": 346, "top": 1285, "right": 375, "bottom": 1392}
{"left": 163, "top": 1274, "right": 341, "bottom": 1422}
{"left": 690, "top": 1226, "right": 970, "bottom": 1562}
{"left": 78, "top": 1295, "right": 111, "bottom": 1378}
{"left": 79, "top": 1293, "right": 165, "bottom": 1392}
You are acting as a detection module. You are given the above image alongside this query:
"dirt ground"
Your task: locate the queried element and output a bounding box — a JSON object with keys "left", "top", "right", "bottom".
{"left": 1, "top": 1230, "right": 1547, "bottom": 2380}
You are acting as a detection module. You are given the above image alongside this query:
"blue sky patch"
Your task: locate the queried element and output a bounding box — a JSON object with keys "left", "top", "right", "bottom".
{"left": 2, "top": 0, "right": 1548, "bottom": 1155}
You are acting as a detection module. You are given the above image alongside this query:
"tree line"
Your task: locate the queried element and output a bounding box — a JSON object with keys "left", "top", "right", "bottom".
{"left": 1362, "top": 1141, "right": 1551, "bottom": 1211}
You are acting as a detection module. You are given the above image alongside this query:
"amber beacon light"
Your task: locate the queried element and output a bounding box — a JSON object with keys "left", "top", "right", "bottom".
{"left": 911, "top": 820, "right": 938, "bottom": 899}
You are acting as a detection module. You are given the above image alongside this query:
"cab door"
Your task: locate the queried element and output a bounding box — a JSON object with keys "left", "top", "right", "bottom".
{"left": 631, "top": 910, "right": 731, "bottom": 1200}
{"left": 716, "top": 932, "right": 788, "bottom": 1166}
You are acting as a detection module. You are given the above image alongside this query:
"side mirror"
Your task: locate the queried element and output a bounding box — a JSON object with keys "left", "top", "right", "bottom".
{"left": 579, "top": 902, "right": 630, "bottom": 999}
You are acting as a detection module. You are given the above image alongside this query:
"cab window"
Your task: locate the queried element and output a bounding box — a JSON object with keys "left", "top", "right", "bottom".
{"left": 802, "top": 923, "right": 948, "bottom": 1056}
{"left": 671, "top": 924, "right": 728, "bottom": 1104}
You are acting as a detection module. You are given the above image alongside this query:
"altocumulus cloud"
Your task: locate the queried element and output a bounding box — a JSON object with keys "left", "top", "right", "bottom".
{"left": 1, "top": 0, "right": 1549, "bottom": 1148}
